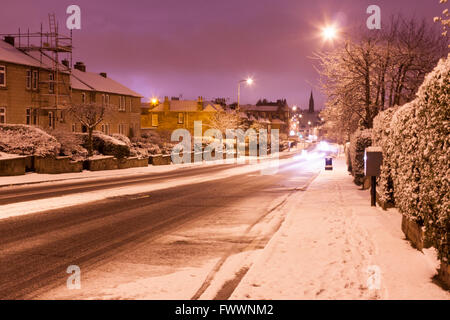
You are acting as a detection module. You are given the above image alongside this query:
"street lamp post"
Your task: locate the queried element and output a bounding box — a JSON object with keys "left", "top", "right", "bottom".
{"left": 237, "top": 78, "right": 253, "bottom": 111}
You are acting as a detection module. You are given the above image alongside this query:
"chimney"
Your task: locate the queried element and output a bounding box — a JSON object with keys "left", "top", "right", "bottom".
{"left": 4, "top": 36, "right": 15, "bottom": 47}
{"left": 163, "top": 96, "right": 170, "bottom": 113}
{"left": 74, "top": 61, "right": 86, "bottom": 72}
{"left": 61, "top": 59, "right": 70, "bottom": 68}
{"left": 99, "top": 72, "right": 107, "bottom": 78}
{"left": 197, "top": 96, "right": 203, "bottom": 112}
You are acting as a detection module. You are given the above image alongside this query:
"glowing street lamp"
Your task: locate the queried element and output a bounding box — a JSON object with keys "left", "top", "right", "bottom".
{"left": 292, "top": 105, "right": 297, "bottom": 111}
{"left": 322, "top": 25, "right": 337, "bottom": 41}
{"left": 237, "top": 77, "right": 253, "bottom": 110}
{"left": 150, "top": 97, "right": 159, "bottom": 105}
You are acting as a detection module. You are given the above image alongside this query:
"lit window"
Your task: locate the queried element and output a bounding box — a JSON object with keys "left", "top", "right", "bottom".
{"left": 0, "top": 107, "right": 6, "bottom": 124}
{"left": 26, "top": 70, "right": 31, "bottom": 89}
{"left": 151, "top": 114, "right": 158, "bottom": 127}
{"left": 32, "top": 70, "right": 39, "bottom": 90}
{"left": 0, "top": 65, "right": 5, "bottom": 87}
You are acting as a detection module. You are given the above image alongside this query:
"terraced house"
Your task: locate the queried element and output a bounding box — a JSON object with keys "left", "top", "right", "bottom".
{"left": 141, "top": 96, "right": 223, "bottom": 135}
{"left": 0, "top": 35, "right": 142, "bottom": 137}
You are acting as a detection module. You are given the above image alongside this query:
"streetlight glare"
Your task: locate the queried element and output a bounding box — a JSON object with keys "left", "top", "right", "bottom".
{"left": 246, "top": 78, "right": 254, "bottom": 85}
{"left": 292, "top": 105, "right": 297, "bottom": 111}
{"left": 322, "top": 25, "right": 337, "bottom": 41}
{"left": 151, "top": 97, "right": 158, "bottom": 105}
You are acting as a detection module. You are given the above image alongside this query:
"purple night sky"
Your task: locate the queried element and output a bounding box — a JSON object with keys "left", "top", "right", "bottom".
{"left": 0, "top": 0, "right": 445, "bottom": 109}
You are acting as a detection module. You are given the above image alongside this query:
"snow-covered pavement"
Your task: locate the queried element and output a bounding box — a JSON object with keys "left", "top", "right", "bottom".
{"left": 230, "top": 156, "right": 450, "bottom": 300}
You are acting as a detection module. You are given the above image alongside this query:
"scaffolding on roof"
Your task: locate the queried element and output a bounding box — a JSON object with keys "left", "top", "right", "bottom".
{"left": 0, "top": 13, "right": 73, "bottom": 128}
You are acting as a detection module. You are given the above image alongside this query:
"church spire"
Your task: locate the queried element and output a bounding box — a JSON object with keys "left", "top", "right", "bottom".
{"left": 308, "top": 90, "right": 315, "bottom": 113}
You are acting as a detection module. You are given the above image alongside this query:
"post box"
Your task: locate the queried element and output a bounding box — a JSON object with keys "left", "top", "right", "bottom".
{"left": 365, "top": 146, "right": 383, "bottom": 207}
{"left": 364, "top": 147, "right": 383, "bottom": 177}
{"left": 325, "top": 157, "right": 333, "bottom": 170}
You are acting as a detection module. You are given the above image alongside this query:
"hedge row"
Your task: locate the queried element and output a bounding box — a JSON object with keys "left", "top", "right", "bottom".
{"left": 349, "top": 129, "right": 372, "bottom": 186}
{"left": 372, "top": 54, "right": 449, "bottom": 263}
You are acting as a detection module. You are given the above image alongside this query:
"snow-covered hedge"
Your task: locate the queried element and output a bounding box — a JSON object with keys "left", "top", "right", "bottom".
{"left": 414, "top": 55, "right": 449, "bottom": 263}
{"left": 349, "top": 129, "right": 372, "bottom": 185}
{"left": 390, "top": 102, "right": 422, "bottom": 223}
{"left": 47, "top": 129, "right": 87, "bottom": 161}
{"left": 372, "top": 107, "right": 398, "bottom": 205}
{"left": 90, "top": 132, "right": 130, "bottom": 159}
{"left": 372, "top": 54, "right": 449, "bottom": 263}
{"left": 113, "top": 133, "right": 149, "bottom": 159}
{"left": 0, "top": 124, "right": 60, "bottom": 157}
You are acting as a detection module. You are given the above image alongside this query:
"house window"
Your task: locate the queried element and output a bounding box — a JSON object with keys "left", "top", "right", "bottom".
{"left": 119, "top": 123, "right": 127, "bottom": 135}
{"left": 119, "top": 96, "right": 126, "bottom": 111}
{"left": 26, "top": 70, "right": 31, "bottom": 89}
{"left": 102, "top": 94, "right": 106, "bottom": 106}
{"left": 81, "top": 92, "right": 86, "bottom": 104}
{"left": 0, "top": 107, "right": 6, "bottom": 123}
{"left": 32, "top": 70, "right": 39, "bottom": 90}
{"left": 32, "top": 109, "right": 37, "bottom": 125}
{"left": 151, "top": 114, "right": 158, "bottom": 127}
{"left": 71, "top": 123, "right": 76, "bottom": 132}
{"left": 178, "top": 112, "right": 184, "bottom": 124}
{"left": 49, "top": 73, "right": 54, "bottom": 93}
{"left": 48, "top": 111, "right": 55, "bottom": 129}
{"left": 0, "top": 65, "right": 6, "bottom": 87}
{"left": 129, "top": 98, "right": 132, "bottom": 112}
{"left": 101, "top": 123, "right": 110, "bottom": 135}
{"left": 26, "top": 108, "right": 31, "bottom": 125}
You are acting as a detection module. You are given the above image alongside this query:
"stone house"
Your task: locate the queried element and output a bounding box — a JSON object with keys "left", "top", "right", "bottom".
{"left": 141, "top": 96, "right": 223, "bottom": 135}
{"left": 0, "top": 37, "right": 142, "bottom": 137}
{"left": 239, "top": 104, "right": 290, "bottom": 135}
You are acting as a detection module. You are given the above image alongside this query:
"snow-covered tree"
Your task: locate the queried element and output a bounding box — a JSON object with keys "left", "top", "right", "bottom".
{"left": 434, "top": 0, "right": 450, "bottom": 47}
{"left": 317, "top": 16, "right": 447, "bottom": 141}
{"left": 206, "top": 109, "right": 243, "bottom": 133}
{"left": 68, "top": 102, "right": 113, "bottom": 156}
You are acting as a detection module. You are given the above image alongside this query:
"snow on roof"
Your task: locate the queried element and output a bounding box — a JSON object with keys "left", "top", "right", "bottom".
{"left": 270, "top": 118, "right": 286, "bottom": 125}
{"left": 0, "top": 40, "right": 42, "bottom": 67}
{"left": 71, "top": 69, "right": 142, "bottom": 97}
{"left": 144, "top": 100, "right": 222, "bottom": 112}
{"left": 0, "top": 40, "right": 140, "bottom": 97}
{"left": 239, "top": 112, "right": 248, "bottom": 119}
{"left": 70, "top": 73, "right": 93, "bottom": 91}
{"left": 240, "top": 105, "right": 280, "bottom": 112}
